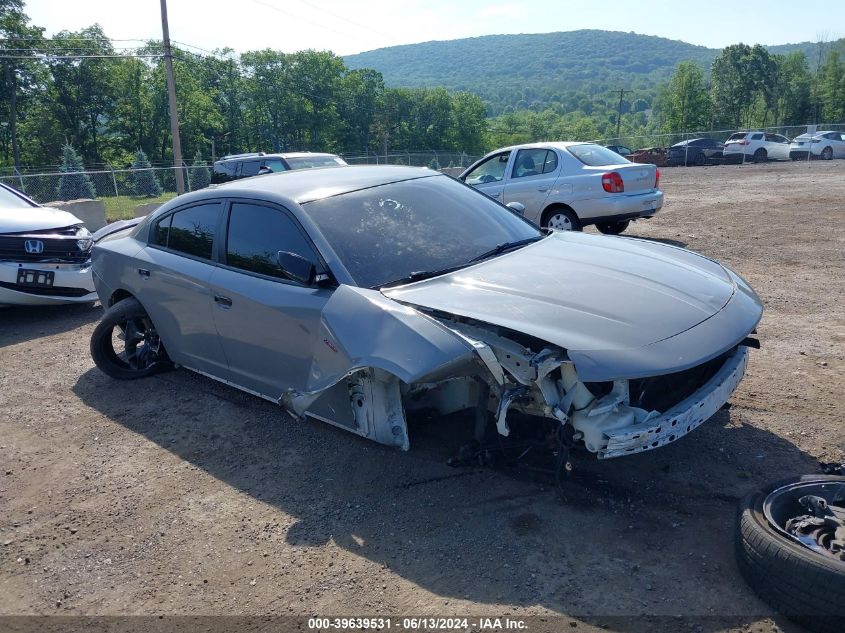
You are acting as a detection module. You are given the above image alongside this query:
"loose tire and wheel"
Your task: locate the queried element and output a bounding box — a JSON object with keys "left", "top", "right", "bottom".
{"left": 753, "top": 148, "right": 768, "bottom": 163}
{"left": 543, "top": 208, "right": 581, "bottom": 232}
{"left": 821, "top": 146, "right": 833, "bottom": 160}
{"left": 595, "top": 220, "right": 630, "bottom": 235}
{"left": 90, "top": 297, "right": 171, "bottom": 380}
{"left": 735, "top": 474, "right": 845, "bottom": 633}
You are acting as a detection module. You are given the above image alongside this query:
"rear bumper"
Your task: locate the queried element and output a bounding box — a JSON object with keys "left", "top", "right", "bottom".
{"left": 578, "top": 190, "right": 664, "bottom": 222}
{"left": 0, "top": 261, "right": 96, "bottom": 306}
{"left": 789, "top": 150, "right": 815, "bottom": 159}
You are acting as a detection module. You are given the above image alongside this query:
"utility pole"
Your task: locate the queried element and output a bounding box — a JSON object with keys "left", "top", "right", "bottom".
{"left": 615, "top": 88, "right": 632, "bottom": 142}
{"left": 160, "top": 0, "right": 185, "bottom": 194}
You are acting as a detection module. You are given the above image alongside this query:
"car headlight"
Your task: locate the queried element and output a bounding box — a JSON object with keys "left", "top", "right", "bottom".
{"left": 76, "top": 226, "right": 93, "bottom": 251}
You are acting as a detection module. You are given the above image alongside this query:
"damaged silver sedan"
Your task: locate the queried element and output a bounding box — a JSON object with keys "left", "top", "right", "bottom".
{"left": 89, "top": 166, "right": 762, "bottom": 460}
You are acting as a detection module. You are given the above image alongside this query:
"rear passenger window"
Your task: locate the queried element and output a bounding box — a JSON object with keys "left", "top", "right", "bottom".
{"left": 752, "top": 134, "right": 764, "bottom": 140}
{"left": 151, "top": 214, "right": 171, "bottom": 247}
{"left": 153, "top": 203, "right": 220, "bottom": 260}
{"left": 238, "top": 161, "right": 261, "bottom": 177}
{"left": 226, "top": 202, "right": 317, "bottom": 280}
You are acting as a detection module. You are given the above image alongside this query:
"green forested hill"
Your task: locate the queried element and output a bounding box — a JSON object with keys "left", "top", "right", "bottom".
{"left": 344, "top": 30, "right": 825, "bottom": 115}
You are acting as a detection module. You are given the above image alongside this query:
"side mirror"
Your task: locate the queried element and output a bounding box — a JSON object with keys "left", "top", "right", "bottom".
{"left": 277, "top": 250, "right": 316, "bottom": 285}
{"left": 506, "top": 201, "right": 525, "bottom": 215}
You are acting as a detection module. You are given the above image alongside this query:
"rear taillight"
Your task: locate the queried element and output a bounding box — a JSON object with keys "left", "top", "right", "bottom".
{"left": 654, "top": 168, "right": 660, "bottom": 189}
{"left": 602, "top": 171, "right": 624, "bottom": 193}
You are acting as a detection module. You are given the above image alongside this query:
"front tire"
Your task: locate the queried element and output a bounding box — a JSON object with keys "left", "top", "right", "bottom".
{"left": 596, "top": 220, "right": 630, "bottom": 235}
{"left": 735, "top": 475, "right": 845, "bottom": 633}
{"left": 90, "top": 297, "right": 171, "bottom": 380}
{"left": 543, "top": 208, "right": 581, "bottom": 232}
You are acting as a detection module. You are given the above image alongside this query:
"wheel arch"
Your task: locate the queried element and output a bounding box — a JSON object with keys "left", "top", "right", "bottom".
{"left": 108, "top": 288, "right": 136, "bottom": 308}
{"left": 541, "top": 202, "right": 578, "bottom": 226}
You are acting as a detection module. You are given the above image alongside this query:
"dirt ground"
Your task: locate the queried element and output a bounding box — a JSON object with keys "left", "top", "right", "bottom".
{"left": 1, "top": 160, "right": 843, "bottom": 632}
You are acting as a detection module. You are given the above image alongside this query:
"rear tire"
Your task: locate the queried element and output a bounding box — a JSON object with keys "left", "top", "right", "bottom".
{"left": 90, "top": 297, "right": 171, "bottom": 380}
{"left": 694, "top": 152, "right": 706, "bottom": 166}
{"left": 822, "top": 146, "right": 833, "bottom": 160}
{"left": 753, "top": 148, "right": 767, "bottom": 163}
{"left": 735, "top": 474, "right": 845, "bottom": 633}
{"left": 542, "top": 208, "right": 581, "bottom": 232}
{"left": 596, "top": 220, "right": 630, "bottom": 235}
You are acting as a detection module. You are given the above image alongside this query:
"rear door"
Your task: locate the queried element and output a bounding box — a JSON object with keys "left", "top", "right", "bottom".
{"left": 209, "top": 200, "right": 332, "bottom": 398}
{"left": 136, "top": 201, "right": 229, "bottom": 375}
{"left": 503, "top": 148, "right": 559, "bottom": 219}
{"left": 829, "top": 132, "right": 845, "bottom": 158}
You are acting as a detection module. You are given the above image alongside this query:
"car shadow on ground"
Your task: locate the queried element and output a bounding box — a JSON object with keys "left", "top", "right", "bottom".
{"left": 73, "top": 366, "right": 817, "bottom": 631}
{"left": 0, "top": 302, "right": 101, "bottom": 348}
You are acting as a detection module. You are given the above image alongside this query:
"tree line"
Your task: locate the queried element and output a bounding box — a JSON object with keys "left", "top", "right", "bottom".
{"left": 0, "top": 1, "right": 487, "bottom": 170}
{"left": 3, "top": 0, "right": 845, "bottom": 170}
{"left": 485, "top": 41, "right": 845, "bottom": 148}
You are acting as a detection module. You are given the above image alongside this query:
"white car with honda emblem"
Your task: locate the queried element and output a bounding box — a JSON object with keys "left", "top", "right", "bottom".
{"left": 0, "top": 182, "right": 97, "bottom": 306}
{"left": 459, "top": 142, "right": 663, "bottom": 235}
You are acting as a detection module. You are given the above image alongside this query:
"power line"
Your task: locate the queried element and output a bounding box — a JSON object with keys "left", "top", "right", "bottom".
{"left": 0, "top": 54, "right": 164, "bottom": 59}
{"left": 295, "top": 0, "right": 399, "bottom": 43}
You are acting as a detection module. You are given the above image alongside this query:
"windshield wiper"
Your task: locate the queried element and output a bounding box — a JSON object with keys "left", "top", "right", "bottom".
{"left": 377, "top": 235, "right": 545, "bottom": 290}
{"left": 377, "top": 264, "right": 469, "bottom": 289}
{"left": 467, "top": 235, "right": 545, "bottom": 264}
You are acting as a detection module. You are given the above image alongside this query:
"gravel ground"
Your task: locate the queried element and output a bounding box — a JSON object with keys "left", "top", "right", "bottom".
{"left": 1, "top": 160, "right": 843, "bottom": 632}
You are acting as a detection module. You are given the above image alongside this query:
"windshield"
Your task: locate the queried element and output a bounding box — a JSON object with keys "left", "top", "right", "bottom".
{"left": 285, "top": 156, "right": 347, "bottom": 169}
{"left": 567, "top": 144, "right": 630, "bottom": 166}
{"left": 0, "top": 184, "right": 37, "bottom": 208}
{"left": 303, "top": 175, "right": 542, "bottom": 288}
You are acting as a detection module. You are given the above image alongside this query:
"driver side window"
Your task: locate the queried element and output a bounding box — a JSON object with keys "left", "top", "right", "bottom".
{"left": 225, "top": 202, "right": 318, "bottom": 281}
{"left": 464, "top": 152, "right": 511, "bottom": 184}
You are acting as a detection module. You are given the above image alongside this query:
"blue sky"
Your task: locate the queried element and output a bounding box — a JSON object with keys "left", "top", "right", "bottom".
{"left": 23, "top": 0, "right": 844, "bottom": 56}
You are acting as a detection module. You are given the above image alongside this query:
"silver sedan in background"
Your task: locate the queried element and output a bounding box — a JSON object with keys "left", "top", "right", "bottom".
{"left": 459, "top": 142, "right": 663, "bottom": 235}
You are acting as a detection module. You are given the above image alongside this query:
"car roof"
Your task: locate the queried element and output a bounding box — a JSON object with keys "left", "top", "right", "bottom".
{"left": 175, "top": 165, "right": 438, "bottom": 207}
{"left": 218, "top": 151, "right": 341, "bottom": 162}
{"left": 482, "top": 141, "right": 601, "bottom": 155}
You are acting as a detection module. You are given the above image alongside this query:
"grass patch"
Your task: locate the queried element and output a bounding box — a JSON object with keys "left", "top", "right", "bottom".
{"left": 101, "top": 193, "right": 177, "bottom": 222}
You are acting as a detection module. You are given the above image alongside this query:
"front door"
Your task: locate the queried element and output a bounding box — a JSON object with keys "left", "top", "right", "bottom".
{"left": 461, "top": 151, "right": 511, "bottom": 203}
{"left": 209, "top": 201, "right": 331, "bottom": 399}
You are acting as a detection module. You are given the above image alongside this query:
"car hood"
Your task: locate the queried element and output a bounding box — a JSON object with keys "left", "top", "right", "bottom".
{"left": 382, "top": 232, "right": 737, "bottom": 354}
{"left": 0, "top": 205, "right": 83, "bottom": 233}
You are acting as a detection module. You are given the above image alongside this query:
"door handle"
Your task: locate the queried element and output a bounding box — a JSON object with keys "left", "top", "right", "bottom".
{"left": 537, "top": 186, "right": 549, "bottom": 192}
{"left": 138, "top": 268, "right": 150, "bottom": 277}
{"left": 214, "top": 295, "right": 233, "bottom": 308}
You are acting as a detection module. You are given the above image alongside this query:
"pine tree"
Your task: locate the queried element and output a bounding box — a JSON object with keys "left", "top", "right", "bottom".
{"left": 57, "top": 143, "right": 96, "bottom": 200}
{"left": 131, "top": 149, "right": 163, "bottom": 197}
{"left": 189, "top": 150, "right": 211, "bottom": 190}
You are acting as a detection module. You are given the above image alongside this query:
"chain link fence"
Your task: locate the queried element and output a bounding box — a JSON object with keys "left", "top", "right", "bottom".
{"left": 0, "top": 151, "right": 480, "bottom": 207}
{"left": 0, "top": 164, "right": 211, "bottom": 205}
{"left": 339, "top": 151, "right": 480, "bottom": 169}
{"left": 596, "top": 123, "right": 845, "bottom": 152}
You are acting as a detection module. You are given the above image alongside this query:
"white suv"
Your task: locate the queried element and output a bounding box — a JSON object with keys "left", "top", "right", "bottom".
{"left": 723, "top": 131, "right": 790, "bottom": 163}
